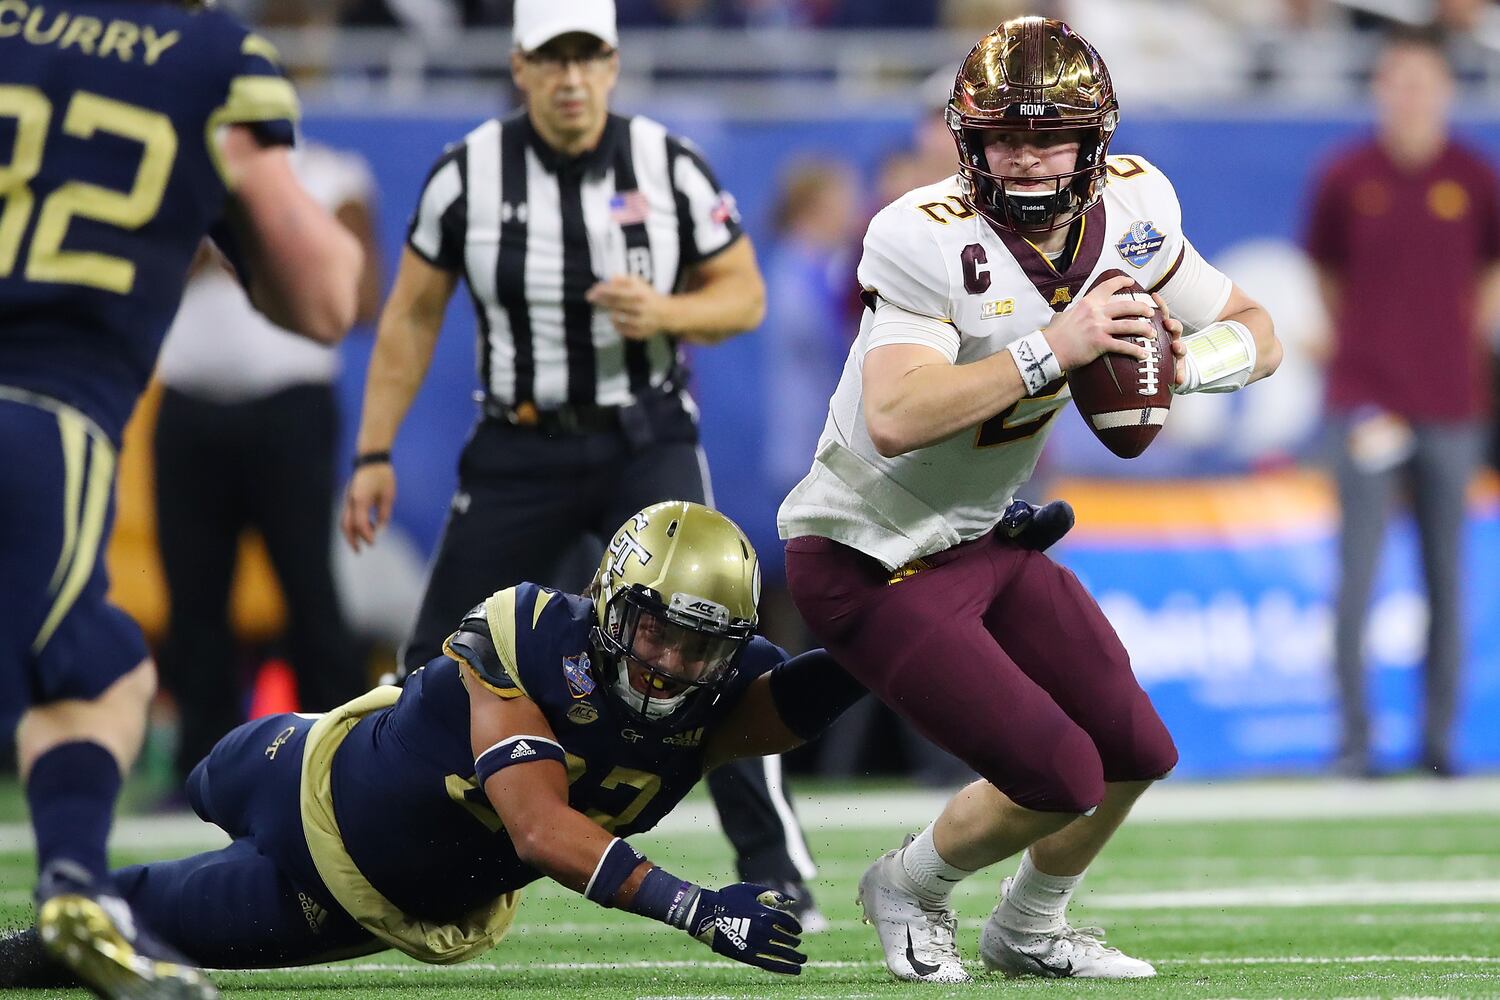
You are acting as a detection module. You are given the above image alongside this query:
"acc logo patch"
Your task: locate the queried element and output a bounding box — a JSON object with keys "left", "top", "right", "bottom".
{"left": 562, "top": 652, "right": 595, "bottom": 698}
{"left": 566, "top": 702, "right": 599, "bottom": 725}
{"left": 1116, "top": 220, "right": 1166, "bottom": 268}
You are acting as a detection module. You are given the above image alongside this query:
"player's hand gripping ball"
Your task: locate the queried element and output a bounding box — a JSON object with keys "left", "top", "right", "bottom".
{"left": 1066, "top": 268, "right": 1173, "bottom": 459}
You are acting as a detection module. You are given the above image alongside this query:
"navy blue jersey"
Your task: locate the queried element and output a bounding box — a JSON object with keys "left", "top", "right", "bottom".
{"left": 326, "top": 584, "right": 784, "bottom": 925}
{"left": 0, "top": 0, "right": 298, "bottom": 443}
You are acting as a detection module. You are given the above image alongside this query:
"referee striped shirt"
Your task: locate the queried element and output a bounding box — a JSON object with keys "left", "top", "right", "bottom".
{"left": 406, "top": 111, "right": 744, "bottom": 409}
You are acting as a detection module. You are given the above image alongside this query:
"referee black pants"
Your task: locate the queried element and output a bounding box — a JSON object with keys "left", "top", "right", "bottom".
{"left": 154, "top": 384, "right": 367, "bottom": 782}
{"left": 404, "top": 404, "right": 816, "bottom": 890}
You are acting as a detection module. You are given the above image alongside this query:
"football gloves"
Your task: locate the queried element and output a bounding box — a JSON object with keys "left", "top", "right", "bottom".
{"left": 684, "top": 882, "right": 806, "bottom": 975}
{"left": 1000, "top": 498, "right": 1075, "bottom": 552}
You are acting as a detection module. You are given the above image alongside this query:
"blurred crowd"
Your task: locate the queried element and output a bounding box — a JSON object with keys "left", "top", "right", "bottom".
{"left": 222, "top": 0, "right": 1500, "bottom": 37}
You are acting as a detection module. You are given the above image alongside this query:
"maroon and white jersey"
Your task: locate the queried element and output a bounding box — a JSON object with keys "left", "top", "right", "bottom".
{"left": 777, "top": 155, "right": 1232, "bottom": 570}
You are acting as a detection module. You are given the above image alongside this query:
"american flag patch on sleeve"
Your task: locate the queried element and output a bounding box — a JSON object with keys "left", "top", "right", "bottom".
{"left": 610, "top": 191, "right": 650, "bottom": 225}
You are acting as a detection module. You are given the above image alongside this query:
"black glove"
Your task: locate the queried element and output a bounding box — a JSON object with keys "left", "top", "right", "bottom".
{"left": 684, "top": 882, "right": 805, "bottom": 975}
{"left": 1000, "top": 498, "right": 1075, "bottom": 552}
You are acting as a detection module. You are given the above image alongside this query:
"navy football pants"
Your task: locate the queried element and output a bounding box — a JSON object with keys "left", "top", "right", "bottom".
{"left": 113, "top": 714, "right": 378, "bottom": 968}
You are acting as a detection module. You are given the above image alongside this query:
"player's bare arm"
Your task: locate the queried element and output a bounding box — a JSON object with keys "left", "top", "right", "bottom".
{"left": 461, "top": 662, "right": 645, "bottom": 895}
{"left": 587, "top": 235, "right": 765, "bottom": 343}
{"left": 219, "top": 124, "right": 363, "bottom": 344}
{"left": 1215, "top": 284, "right": 1280, "bottom": 384}
{"left": 341, "top": 249, "right": 459, "bottom": 550}
{"left": 701, "top": 651, "right": 864, "bottom": 772}
{"left": 862, "top": 276, "right": 1150, "bottom": 457}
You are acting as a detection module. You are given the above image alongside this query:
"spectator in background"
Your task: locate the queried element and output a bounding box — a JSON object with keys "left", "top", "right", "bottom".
{"left": 153, "top": 141, "right": 383, "bottom": 792}
{"left": 1305, "top": 27, "right": 1500, "bottom": 778}
{"left": 761, "top": 161, "right": 859, "bottom": 517}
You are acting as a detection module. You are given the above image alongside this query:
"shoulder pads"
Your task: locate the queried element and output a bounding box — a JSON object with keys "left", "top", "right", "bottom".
{"left": 446, "top": 615, "right": 526, "bottom": 699}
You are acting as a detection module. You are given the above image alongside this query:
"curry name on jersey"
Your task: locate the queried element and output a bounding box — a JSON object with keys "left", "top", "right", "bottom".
{"left": 323, "top": 582, "right": 779, "bottom": 925}
{"left": 778, "top": 155, "right": 1216, "bottom": 571}
{"left": 0, "top": 0, "right": 298, "bottom": 442}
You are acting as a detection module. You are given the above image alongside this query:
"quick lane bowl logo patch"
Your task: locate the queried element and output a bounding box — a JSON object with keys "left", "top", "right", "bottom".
{"left": 1116, "top": 220, "right": 1166, "bottom": 268}
{"left": 563, "top": 652, "right": 595, "bottom": 698}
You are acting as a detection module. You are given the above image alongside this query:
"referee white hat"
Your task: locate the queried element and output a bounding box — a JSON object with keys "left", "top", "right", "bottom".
{"left": 513, "top": 0, "right": 618, "bottom": 52}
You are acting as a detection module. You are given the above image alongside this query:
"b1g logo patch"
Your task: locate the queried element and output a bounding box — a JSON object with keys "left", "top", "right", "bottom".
{"left": 1116, "top": 221, "right": 1166, "bottom": 268}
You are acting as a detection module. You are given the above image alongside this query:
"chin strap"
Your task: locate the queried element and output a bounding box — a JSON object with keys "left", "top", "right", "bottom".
{"left": 1171, "top": 320, "right": 1256, "bottom": 394}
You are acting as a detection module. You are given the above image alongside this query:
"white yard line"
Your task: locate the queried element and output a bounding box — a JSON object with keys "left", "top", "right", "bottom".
{"left": 0, "top": 777, "right": 1495, "bottom": 853}
{"left": 214, "top": 954, "right": 1500, "bottom": 975}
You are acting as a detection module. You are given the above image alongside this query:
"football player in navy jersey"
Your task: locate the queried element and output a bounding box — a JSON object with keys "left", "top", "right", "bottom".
{"left": 0, "top": 503, "right": 867, "bottom": 986}
{"left": 0, "top": 0, "right": 363, "bottom": 995}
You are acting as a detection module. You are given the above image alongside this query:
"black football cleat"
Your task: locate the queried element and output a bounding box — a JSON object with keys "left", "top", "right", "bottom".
{"left": 36, "top": 859, "right": 218, "bottom": 1000}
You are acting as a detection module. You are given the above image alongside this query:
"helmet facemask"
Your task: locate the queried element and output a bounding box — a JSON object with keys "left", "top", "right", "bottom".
{"left": 593, "top": 584, "right": 751, "bottom": 730}
{"left": 950, "top": 111, "right": 1117, "bottom": 233}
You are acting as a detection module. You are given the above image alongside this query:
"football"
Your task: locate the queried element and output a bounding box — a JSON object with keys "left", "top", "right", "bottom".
{"left": 1066, "top": 269, "right": 1174, "bottom": 459}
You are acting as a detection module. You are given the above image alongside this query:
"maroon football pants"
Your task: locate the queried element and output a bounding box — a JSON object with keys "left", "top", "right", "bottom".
{"left": 785, "top": 532, "right": 1177, "bottom": 813}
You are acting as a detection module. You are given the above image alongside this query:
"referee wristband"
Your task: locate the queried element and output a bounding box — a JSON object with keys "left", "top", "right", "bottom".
{"left": 352, "top": 450, "right": 392, "bottom": 470}
{"left": 1005, "top": 331, "right": 1062, "bottom": 396}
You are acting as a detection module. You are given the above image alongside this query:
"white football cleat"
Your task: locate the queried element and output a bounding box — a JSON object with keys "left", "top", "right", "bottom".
{"left": 979, "top": 877, "right": 1155, "bottom": 979}
{"left": 857, "top": 845, "right": 970, "bottom": 984}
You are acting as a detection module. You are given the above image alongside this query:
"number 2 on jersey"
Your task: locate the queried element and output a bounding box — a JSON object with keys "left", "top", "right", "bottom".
{"left": 0, "top": 85, "right": 177, "bottom": 295}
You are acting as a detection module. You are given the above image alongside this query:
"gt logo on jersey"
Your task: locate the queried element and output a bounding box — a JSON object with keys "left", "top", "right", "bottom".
{"left": 264, "top": 725, "right": 296, "bottom": 760}
{"left": 1116, "top": 220, "right": 1166, "bottom": 268}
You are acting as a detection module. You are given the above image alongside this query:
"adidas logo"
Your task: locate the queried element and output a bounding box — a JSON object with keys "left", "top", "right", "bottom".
{"left": 715, "top": 915, "right": 750, "bottom": 951}
{"left": 509, "top": 740, "right": 536, "bottom": 759}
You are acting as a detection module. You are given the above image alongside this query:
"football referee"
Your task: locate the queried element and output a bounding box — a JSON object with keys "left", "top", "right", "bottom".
{"left": 341, "top": 0, "right": 823, "bottom": 925}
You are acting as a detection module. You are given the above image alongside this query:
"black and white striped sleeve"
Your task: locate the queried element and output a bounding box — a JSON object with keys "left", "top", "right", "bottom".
{"left": 666, "top": 135, "right": 743, "bottom": 266}
{"left": 406, "top": 143, "right": 467, "bottom": 273}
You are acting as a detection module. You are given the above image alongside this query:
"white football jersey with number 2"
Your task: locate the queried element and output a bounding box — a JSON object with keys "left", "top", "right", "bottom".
{"left": 777, "top": 155, "right": 1231, "bottom": 571}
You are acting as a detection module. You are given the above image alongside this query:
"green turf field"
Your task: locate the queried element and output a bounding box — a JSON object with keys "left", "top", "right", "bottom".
{"left": 2, "top": 779, "right": 1497, "bottom": 998}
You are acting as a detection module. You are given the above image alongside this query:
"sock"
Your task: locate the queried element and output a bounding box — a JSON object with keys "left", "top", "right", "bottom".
{"left": 897, "top": 823, "right": 975, "bottom": 904}
{"left": 998, "top": 848, "right": 1084, "bottom": 934}
{"left": 25, "top": 742, "right": 123, "bottom": 885}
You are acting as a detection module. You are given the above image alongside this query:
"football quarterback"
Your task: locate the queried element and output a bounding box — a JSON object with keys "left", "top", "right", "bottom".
{"left": 0, "top": 503, "right": 865, "bottom": 988}
{"left": 779, "top": 16, "right": 1281, "bottom": 984}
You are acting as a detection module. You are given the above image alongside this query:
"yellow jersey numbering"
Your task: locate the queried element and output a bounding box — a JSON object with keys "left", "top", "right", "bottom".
{"left": 0, "top": 2, "right": 181, "bottom": 65}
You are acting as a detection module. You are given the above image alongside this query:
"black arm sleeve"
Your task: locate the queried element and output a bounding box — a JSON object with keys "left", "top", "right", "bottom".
{"left": 767, "top": 649, "right": 868, "bottom": 743}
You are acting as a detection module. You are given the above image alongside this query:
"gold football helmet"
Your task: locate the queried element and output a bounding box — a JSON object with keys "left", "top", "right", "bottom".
{"left": 946, "top": 16, "right": 1118, "bottom": 232}
{"left": 590, "top": 501, "right": 760, "bottom": 728}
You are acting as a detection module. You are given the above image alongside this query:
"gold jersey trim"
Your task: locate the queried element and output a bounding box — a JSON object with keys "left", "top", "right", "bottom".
{"left": 5, "top": 387, "right": 118, "bottom": 654}
{"left": 203, "top": 74, "right": 300, "bottom": 187}
{"left": 299, "top": 686, "right": 523, "bottom": 964}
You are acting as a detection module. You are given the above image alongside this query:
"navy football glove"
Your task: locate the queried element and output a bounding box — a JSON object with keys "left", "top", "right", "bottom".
{"left": 685, "top": 882, "right": 806, "bottom": 975}
{"left": 1001, "top": 498, "right": 1075, "bottom": 552}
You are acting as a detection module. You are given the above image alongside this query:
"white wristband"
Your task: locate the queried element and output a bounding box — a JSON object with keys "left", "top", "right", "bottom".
{"left": 1172, "top": 319, "right": 1256, "bottom": 394}
{"left": 1005, "top": 331, "right": 1063, "bottom": 396}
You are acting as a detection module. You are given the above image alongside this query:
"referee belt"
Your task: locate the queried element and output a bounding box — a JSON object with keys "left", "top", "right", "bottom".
{"left": 482, "top": 397, "right": 621, "bottom": 434}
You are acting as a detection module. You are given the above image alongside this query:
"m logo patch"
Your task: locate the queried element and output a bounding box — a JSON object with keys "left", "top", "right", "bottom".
{"left": 1116, "top": 220, "right": 1166, "bottom": 268}
{"left": 1049, "top": 287, "right": 1072, "bottom": 306}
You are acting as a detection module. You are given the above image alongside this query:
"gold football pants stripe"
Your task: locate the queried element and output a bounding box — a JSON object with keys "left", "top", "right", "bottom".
{"left": 33, "top": 410, "right": 115, "bottom": 654}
